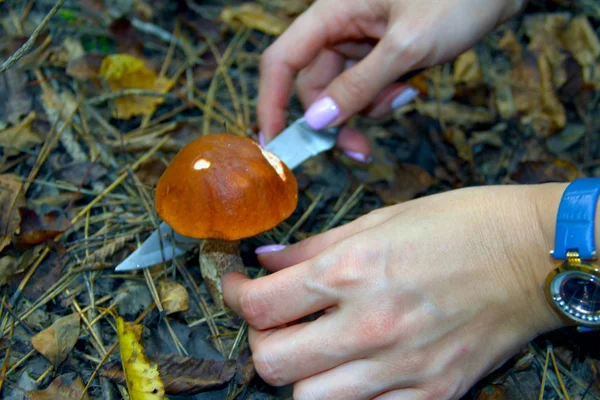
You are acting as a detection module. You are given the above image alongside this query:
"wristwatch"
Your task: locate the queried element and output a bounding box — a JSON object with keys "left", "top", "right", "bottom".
{"left": 544, "top": 177, "right": 600, "bottom": 332}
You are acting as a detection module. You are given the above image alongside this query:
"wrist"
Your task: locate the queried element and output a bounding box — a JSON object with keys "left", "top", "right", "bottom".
{"left": 532, "top": 181, "right": 600, "bottom": 330}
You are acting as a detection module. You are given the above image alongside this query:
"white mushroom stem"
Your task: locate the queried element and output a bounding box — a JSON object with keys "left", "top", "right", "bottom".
{"left": 199, "top": 239, "right": 246, "bottom": 310}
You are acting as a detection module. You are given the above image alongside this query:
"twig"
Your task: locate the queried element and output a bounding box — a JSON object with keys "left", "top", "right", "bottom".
{"left": 0, "top": 0, "right": 65, "bottom": 73}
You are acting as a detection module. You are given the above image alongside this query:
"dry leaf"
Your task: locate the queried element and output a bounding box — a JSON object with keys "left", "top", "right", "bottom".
{"left": 444, "top": 127, "right": 473, "bottom": 165}
{"left": 158, "top": 280, "right": 189, "bottom": 315}
{"left": 560, "top": 16, "right": 600, "bottom": 85}
{"left": 66, "top": 53, "right": 105, "bottom": 80}
{"left": 101, "top": 354, "right": 238, "bottom": 396}
{"left": 0, "top": 112, "right": 43, "bottom": 157}
{"left": 475, "top": 384, "right": 508, "bottom": 400}
{"left": 510, "top": 159, "right": 586, "bottom": 184}
{"left": 505, "top": 51, "right": 566, "bottom": 137}
{"left": 220, "top": 3, "right": 290, "bottom": 36}
{"left": 371, "top": 163, "right": 433, "bottom": 205}
{"left": 116, "top": 315, "right": 167, "bottom": 399}
{"left": 0, "top": 174, "right": 25, "bottom": 253}
{"left": 453, "top": 49, "right": 482, "bottom": 87}
{"left": 27, "top": 372, "right": 89, "bottom": 400}
{"left": 98, "top": 54, "right": 176, "bottom": 119}
{"left": 0, "top": 255, "right": 23, "bottom": 286}
{"left": 0, "top": 67, "right": 33, "bottom": 125}
{"left": 31, "top": 313, "right": 81, "bottom": 367}
{"left": 15, "top": 207, "right": 69, "bottom": 249}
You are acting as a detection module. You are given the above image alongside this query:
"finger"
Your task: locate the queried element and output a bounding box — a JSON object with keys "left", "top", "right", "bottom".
{"left": 362, "top": 83, "right": 420, "bottom": 119}
{"left": 257, "top": 0, "right": 391, "bottom": 141}
{"left": 256, "top": 206, "right": 399, "bottom": 271}
{"left": 336, "top": 126, "right": 372, "bottom": 162}
{"left": 221, "top": 265, "right": 337, "bottom": 331}
{"left": 293, "top": 359, "right": 401, "bottom": 400}
{"left": 303, "top": 34, "right": 419, "bottom": 130}
{"left": 372, "top": 389, "right": 427, "bottom": 400}
{"left": 257, "top": 0, "right": 353, "bottom": 141}
{"left": 247, "top": 312, "right": 369, "bottom": 386}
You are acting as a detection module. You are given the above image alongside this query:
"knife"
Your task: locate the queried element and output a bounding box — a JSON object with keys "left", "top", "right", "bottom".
{"left": 114, "top": 117, "right": 339, "bottom": 272}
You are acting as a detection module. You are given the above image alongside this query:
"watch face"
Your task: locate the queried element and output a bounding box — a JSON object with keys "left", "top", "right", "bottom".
{"left": 549, "top": 269, "right": 600, "bottom": 325}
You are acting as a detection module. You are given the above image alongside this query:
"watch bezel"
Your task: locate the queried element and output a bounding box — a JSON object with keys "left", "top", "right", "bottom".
{"left": 544, "top": 261, "right": 600, "bottom": 328}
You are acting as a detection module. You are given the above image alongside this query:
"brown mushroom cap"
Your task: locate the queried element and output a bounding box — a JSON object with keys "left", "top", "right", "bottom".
{"left": 155, "top": 133, "right": 298, "bottom": 240}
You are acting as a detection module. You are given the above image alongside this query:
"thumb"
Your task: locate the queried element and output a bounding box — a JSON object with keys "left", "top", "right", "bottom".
{"left": 303, "top": 36, "right": 416, "bottom": 130}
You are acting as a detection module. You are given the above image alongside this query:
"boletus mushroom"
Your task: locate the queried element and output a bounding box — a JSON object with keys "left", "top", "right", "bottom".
{"left": 155, "top": 133, "right": 297, "bottom": 309}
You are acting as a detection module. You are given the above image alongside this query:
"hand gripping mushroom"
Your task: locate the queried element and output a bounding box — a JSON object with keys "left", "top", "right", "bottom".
{"left": 154, "top": 133, "right": 298, "bottom": 309}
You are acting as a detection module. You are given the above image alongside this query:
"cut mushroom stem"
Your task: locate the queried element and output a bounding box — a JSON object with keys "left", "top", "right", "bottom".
{"left": 199, "top": 239, "right": 245, "bottom": 309}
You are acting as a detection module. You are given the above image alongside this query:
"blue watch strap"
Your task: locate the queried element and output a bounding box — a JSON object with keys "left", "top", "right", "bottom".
{"left": 553, "top": 178, "right": 600, "bottom": 260}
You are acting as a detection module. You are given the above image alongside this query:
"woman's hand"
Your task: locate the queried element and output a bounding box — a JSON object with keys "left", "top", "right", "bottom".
{"left": 257, "top": 0, "right": 527, "bottom": 161}
{"left": 223, "top": 183, "right": 568, "bottom": 399}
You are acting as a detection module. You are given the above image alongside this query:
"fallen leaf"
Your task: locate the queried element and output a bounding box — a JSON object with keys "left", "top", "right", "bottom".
{"left": 546, "top": 123, "right": 586, "bottom": 154}
{"left": 0, "top": 174, "right": 26, "bottom": 252}
{"left": 444, "top": 127, "right": 473, "bottom": 165}
{"left": 0, "top": 112, "right": 43, "bottom": 157}
{"left": 510, "top": 159, "right": 586, "bottom": 184}
{"left": 371, "top": 163, "right": 434, "bottom": 205}
{"left": 158, "top": 280, "right": 189, "bottom": 315}
{"left": 109, "top": 16, "right": 143, "bottom": 55}
{"left": 31, "top": 314, "right": 80, "bottom": 367}
{"left": 14, "top": 207, "right": 70, "bottom": 249}
{"left": 135, "top": 158, "right": 167, "bottom": 187}
{"left": 0, "top": 255, "right": 23, "bottom": 286}
{"left": 101, "top": 354, "right": 238, "bottom": 396}
{"left": 453, "top": 49, "right": 482, "bottom": 88}
{"left": 220, "top": 3, "right": 290, "bottom": 36}
{"left": 475, "top": 384, "right": 508, "bottom": 400}
{"left": 98, "top": 54, "right": 176, "bottom": 119}
{"left": 27, "top": 372, "right": 89, "bottom": 400}
{"left": 55, "top": 161, "right": 108, "bottom": 186}
{"left": 560, "top": 16, "right": 600, "bottom": 83}
{"left": 505, "top": 50, "right": 566, "bottom": 137}
{"left": 116, "top": 315, "right": 167, "bottom": 399}
{"left": 0, "top": 67, "right": 33, "bottom": 125}
{"left": 66, "top": 52, "right": 105, "bottom": 80}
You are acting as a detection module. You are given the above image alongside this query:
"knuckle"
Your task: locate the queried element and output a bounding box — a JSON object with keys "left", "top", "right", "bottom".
{"left": 252, "top": 348, "right": 287, "bottom": 386}
{"left": 238, "top": 285, "right": 268, "bottom": 328}
{"left": 338, "top": 69, "right": 369, "bottom": 99}
{"left": 385, "top": 34, "right": 428, "bottom": 66}
{"left": 353, "top": 308, "right": 399, "bottom": 349}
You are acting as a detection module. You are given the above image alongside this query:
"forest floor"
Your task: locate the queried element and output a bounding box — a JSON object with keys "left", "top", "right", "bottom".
{"left": 0, "top": 0, "right": 599, "bottom": 399}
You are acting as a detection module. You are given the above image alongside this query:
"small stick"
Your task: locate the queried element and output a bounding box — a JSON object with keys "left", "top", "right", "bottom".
{"left": 0, "top": 0, "right": 65, "bottom": 73}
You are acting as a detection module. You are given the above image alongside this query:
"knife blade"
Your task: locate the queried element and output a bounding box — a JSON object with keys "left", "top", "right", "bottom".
{"left": 114, "top": 117, "right": 339, "bottom": 272}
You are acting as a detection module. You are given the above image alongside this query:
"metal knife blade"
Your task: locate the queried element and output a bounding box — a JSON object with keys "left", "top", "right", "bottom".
{"left": 114, "top": 117, "right": 339, "bottom": 272}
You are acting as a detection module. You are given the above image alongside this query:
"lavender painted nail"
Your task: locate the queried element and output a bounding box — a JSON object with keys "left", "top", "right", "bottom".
{"left": 343, "top": 150, "right": 371, "bottom": 163}
{"left": 258, "top": 130, "right": 266, "bottom": 147}
{"left": 304, "top": 96, "right": 340, "bottom": 130}
{"left": 391, "top": 87, "right": 419, "bottom": 109}
{"left": 255, "top": 244, "right": 287, "bottom": 254}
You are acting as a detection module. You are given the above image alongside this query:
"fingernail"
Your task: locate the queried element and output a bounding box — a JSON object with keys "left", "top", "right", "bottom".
{"left": 391, "top": 87, "right": 419, "bottom": 109}
{"left": 258, "top": 130, "right": 266, "bottom": 146}
{"left": 304, "top": 96, "right": 339, "bottom": 130}
{"left": 343, "top": 150, "right": 371, "bottom": 163}
{"left": 255, "top": 244, "right": 287, "bottom": 254}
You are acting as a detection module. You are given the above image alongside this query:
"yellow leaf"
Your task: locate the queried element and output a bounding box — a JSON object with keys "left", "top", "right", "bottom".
{"left": 453, "top": 49, "right": 482, "bottom": 87}
{"left": 158, "top": 280, "right": 189, "bottom": 315}
{"left": 31, "top": 314, "right": 80, "bottom": 367}
{"left": 220, "top": 3, "right": 289, "bottom": 36}
{"left": 0, "top": 173, "right": 26, "bottom": 253}
{"left": 116, "top": 316, "right": 167, "bottom": 400}
{"left": 98, "top": 54, "right": 175, "bottom": 119}
{"left": 0, "top": 111, "right": 43, "bottom": 157}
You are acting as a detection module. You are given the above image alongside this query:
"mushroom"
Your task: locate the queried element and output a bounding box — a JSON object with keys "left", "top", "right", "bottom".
{"left": 155, "top": 133, "right": 297, "bottom": 309}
